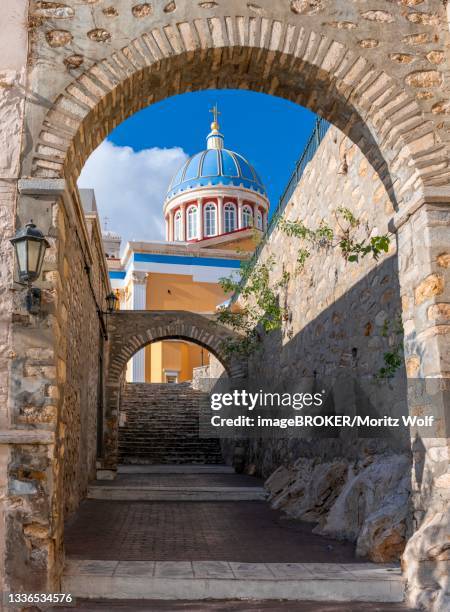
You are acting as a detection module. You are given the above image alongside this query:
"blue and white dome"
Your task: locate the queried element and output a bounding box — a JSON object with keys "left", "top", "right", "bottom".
{"left": 166, "top": 117, "right": 266, "bottom": 201}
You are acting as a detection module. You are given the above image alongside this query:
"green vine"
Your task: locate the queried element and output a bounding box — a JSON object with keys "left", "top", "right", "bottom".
{"left": 218, "top": 257, "right": 287, "bottom": 357}
{"left": 376, "top": 314, "right": 404, "bottom": 379}
{"left": 279, "top": 207, "right": 391, "bottom": 270}
{"left": 218, "top": 207, "right": 393, "bottom": 358}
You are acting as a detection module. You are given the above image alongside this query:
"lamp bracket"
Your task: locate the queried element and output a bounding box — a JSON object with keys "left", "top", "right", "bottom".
{"left": 26, "top": 287, "right": 42, "bottom": 315}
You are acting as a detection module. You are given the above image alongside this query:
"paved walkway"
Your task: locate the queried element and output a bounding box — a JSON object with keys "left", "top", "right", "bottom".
{"left": 65, "top": 499, "right": 359, "bottom": 563}
{"left": 63, "top": 466, "right": 406, "bottom": 606}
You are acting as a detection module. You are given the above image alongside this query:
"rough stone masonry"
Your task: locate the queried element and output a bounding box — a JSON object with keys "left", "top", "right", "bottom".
{"left": 0, "top": 1, "right": 449, "bottom": 611}
{"left": 236, "top": 123, "right": 449, "bottom": 611}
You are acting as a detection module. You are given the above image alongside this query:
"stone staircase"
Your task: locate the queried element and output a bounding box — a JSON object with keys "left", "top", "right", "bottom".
{"left": 118, "top": 382, "right": 223, "bottom": 465}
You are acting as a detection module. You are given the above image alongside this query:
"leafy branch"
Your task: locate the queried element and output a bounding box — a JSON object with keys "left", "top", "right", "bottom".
{"left": 217, "top": 257, "right": 286, "bottom": 357}
{"left": 279, "top": 207, "right": 391, "bottom": 271}
{"left": 217, "top": 207, "right": 393, "bottom": 359}
{"left": 376, "top": 314, "right": 404, "bottom": 379}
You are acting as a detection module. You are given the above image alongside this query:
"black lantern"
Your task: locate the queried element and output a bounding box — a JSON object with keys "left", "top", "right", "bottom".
{"left": 100, "top": 292, "right": 119, "bottom": 340}
{"left": 10, "top": 221, "right": 50, "bottom": 314}
{"left": 105, "top": 292, "right": 119, "bottom": 313}
{"left": 10, "top": 221, "right": 50, "bottom": 284}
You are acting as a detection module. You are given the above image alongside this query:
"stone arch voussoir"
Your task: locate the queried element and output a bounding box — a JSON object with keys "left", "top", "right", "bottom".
{"left": 29, "top": 10, "right": 450, "bottom": 212}
{"left": 107, "top": 310, "right": 246, "bottom": 383}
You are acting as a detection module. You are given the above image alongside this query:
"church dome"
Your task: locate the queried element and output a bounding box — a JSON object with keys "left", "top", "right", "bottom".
{"left": 165, "top": 114, "right": 266, "bottom": 201}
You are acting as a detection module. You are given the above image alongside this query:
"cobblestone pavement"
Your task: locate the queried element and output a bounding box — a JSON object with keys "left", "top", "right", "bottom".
{"left": 52, "top": 599, "right": 415, "bottom": 611}
{"left": 65, "top": 500, "right": 360, "bottom": 563}
{"left": 92, "top": 474, "right": 263, "bottom": 488}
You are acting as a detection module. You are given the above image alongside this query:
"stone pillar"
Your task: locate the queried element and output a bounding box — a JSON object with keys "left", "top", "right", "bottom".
{"left": 393, "top": 192, "right": 450, "bottom": 611}
{"left": 197, "top": 199, "right": 203, "bottom": 241}
{"left": 130, "top": 272, "right": 147, "bottom": 382}
{"left": 237, "top": 198, "right": 243, "bottom": 230}
{"left": 218, "top": 196, "right": 224, "bottom": 235}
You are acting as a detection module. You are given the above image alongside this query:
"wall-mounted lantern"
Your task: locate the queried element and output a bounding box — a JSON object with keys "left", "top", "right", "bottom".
{"left": 10, "top": 221, "right": 50, "bottom": 314}
{"left": 105, "top": 292, "right": 119, "bottom": 313}
{"left": 99, "top": 292, "right": 119, "bottom": 340}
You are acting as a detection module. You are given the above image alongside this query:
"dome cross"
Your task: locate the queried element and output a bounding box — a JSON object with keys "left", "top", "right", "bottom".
{"left": 209, "top": 104, "right": 221, "bottom": 130}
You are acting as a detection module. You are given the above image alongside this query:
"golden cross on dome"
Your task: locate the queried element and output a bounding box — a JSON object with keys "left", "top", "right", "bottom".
{"left": 209, "top": 104, "right": 221, "bottom": 129}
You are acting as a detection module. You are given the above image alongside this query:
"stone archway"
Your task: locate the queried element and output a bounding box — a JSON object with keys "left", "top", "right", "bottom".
{"left": 27, "top": 9, "right": 450, "bottom": 207}
{"left": 102, "top": 310, "right": 246, "bottom": 469}
{"left": 1, "top": 0, "right": 449, "bottom": 604}
{"left": 107, "top": 310, "right": 247, "bottom": 382}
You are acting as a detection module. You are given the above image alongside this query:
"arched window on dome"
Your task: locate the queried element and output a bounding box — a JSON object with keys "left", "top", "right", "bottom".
{"left": 242, "top": 205, "right": 253, "bottom": 228}
{"left": 174, "top": 210, "right": 182, "bottom": 241}
{"left": 187, "top": 205, "right": 198, "bottom": 240}
{"left": 224, "top": 203, "right": 236, "bottom": 233}
{"left": 204, "top": 203, "right": 217, "bottom": 237}
{"left": 256, "top": 210, "right": 263, "bottom": 230}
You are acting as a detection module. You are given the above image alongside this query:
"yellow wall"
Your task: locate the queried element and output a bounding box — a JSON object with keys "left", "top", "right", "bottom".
{"left": 148, "top": 342, "right": 163, "bottom": 382}
{"left": 203, "top": 235, "right": 260, "bottom": 252}
{"left": 144, "top": 340, "right": 210, "bottom": 383}
{"left": 146, "top": 272, "right": 227, "bottom": 312}
{"left": 141, "top": 271, "right": 224, "bottom": 382}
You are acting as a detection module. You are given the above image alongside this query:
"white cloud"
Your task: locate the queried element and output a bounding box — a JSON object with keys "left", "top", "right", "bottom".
{"left": 78, "top": 140, "right": 188, "bottom": 247}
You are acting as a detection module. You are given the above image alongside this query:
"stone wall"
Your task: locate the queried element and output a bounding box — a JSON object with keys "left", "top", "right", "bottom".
{"left": 234, "top": 124, "right": 449, "bottom": 608}
{"left": 4, "top": 185, "right": 110, "bottom": 591}
{"left": 240, "top": 125, "right": 407, "bottom": 472}
{"left": 60, "top": 208, "right": 109, "bottom": 518}
{"left": 233, "top": 125, "right": 413, "bottom": 563}
{"left": 0, "top": 0, "right": 29, "bottom": 593}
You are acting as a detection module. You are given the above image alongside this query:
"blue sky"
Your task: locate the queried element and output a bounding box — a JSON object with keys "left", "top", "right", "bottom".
{"left": 79, "top": 89, "right": 317, "bottom": 244}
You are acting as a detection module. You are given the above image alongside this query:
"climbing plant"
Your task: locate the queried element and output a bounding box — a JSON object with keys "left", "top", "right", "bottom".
{"left": 218, "top": 257, "right": 289, "bottom": 357}
{"left": 218, "top": 207, "right": 392, "bottom": 358}
{"left": 279, "top": 207, "right": 391, "bottom": 271}
{"left": 376, "top": 314, "right": 404, "bottom": 379}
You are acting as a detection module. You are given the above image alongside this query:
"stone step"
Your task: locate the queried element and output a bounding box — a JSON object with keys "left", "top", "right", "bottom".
{"left": 119, "top": 426, "right": 205, "bottom": 432}
{"left": 118, "top": 455, "right": 223, "bottom": 460}
{"left": 119, "top": 445, "right": 220, "bottom": 451}
{"left": 63, "top": 560, "right": 404, "bottom": 602}
{"left": 118, "top": 447, "right": 222, "bottom": 452}
{"left": 118, "top": 458, "right": 223, "bottom": 464}
{"left": 87, "top": 485, "right": 267, "bottom": 501}
{"left": 118, "top": 448, "right": 222, "bottom": 454}
{"left": 118, "top": 449, "right": 223, "bottom": 455}
{"left": 119, "top": 382, "right": 222, "bottom": 465}
{"left": 119, "top": 460, "right": 224, "bottom": 466}
{"left": 117, "top": 464, "right": 234, "bottom": 474}
{"left": 118, "top": 440, "right": 221, "bottom": 447}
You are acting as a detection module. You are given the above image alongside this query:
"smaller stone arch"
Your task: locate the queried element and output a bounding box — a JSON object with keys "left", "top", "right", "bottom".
{"left": 102, "top": 311, "right": 246, "bottom": 470}
{"left": 107, "top": 310, "right": 246, "bottom": 380}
